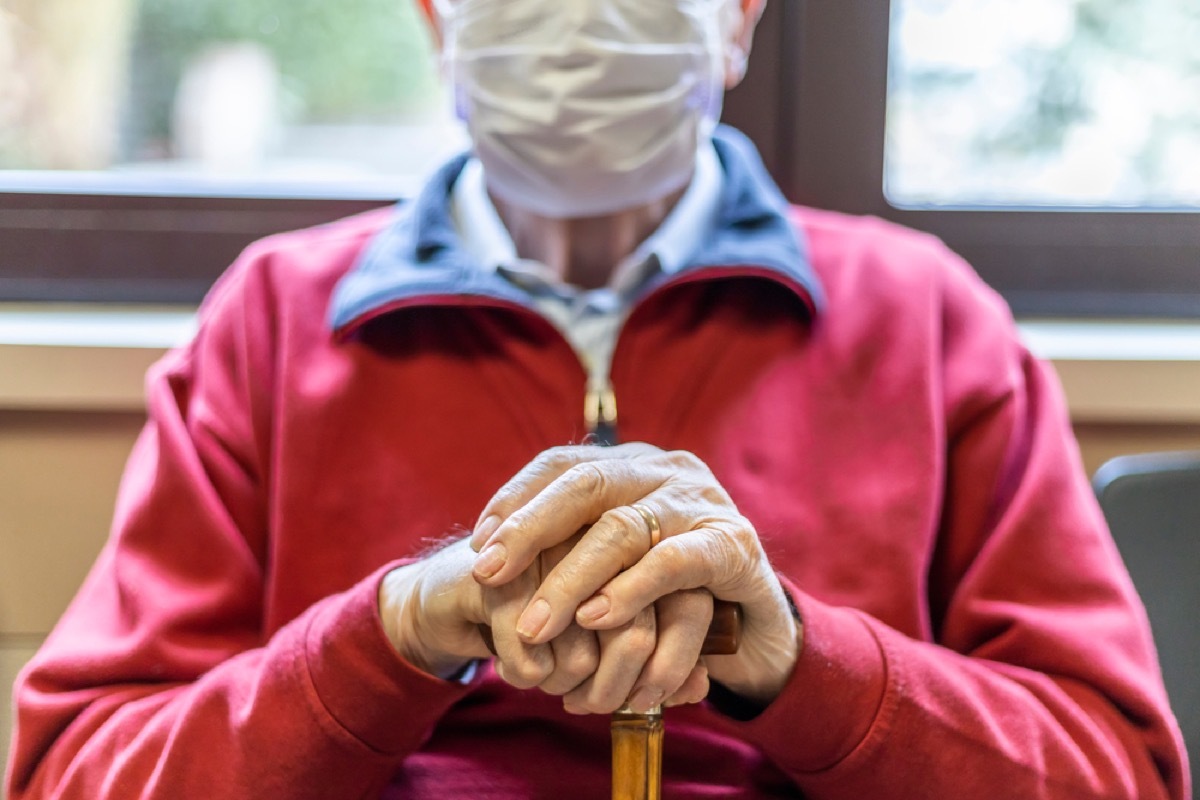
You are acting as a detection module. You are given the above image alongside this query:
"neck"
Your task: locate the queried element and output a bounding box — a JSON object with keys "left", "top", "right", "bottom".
{"left": 489, "top": 184, "right": 689, "bottom": 291}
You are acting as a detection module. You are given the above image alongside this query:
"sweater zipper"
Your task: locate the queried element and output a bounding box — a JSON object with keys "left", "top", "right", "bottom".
{"left": 583, "top": 358, "right": 619, "bottom": 446}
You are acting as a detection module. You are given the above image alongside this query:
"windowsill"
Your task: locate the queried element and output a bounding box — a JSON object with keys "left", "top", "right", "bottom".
{"left": 0, "top": 305, "right": 1197, "bottom": 423}
{"left": 0, "top": 305, "right": 193, "bottom": 412}
{"left": 1019, "top": 320, "right": 1200, "bottom": 424}
{"left": 1019, "top": 320, "right": 1200, "bottom": 362}
{"left": 0, "top": 304, "right": 196, "bottom": 349}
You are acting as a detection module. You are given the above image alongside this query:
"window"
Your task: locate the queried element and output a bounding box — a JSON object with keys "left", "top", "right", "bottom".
{"left": 886, "top": 0, "right": 1200, "bottom": 208}
{"left": 773, "top": 0, "right": 1199, "bottom": 317}
{"left": 1, "top": 0, "right": 464, "bottom": 181}
{"left": 1, "top": 0, "right": 1197, "bottom": 316}
{"left": 0, "top": 0, "right": 461, "bottom": 302}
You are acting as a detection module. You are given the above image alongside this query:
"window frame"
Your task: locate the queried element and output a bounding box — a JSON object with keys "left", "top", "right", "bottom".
{"left": 0, "top": 189, "right": 388, "bottom": 303}
{"left": 0, "top": 0, "right": 1196, "bottom": 315}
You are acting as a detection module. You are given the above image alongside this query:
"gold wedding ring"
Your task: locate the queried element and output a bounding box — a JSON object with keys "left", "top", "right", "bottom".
{"left": 630, "top": 503, "right": 662, "bottom": 549}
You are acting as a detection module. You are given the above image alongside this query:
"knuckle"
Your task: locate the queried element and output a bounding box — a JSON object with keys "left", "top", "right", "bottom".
{"left": 495, "top": 662, "right": 527, "bottom": 689}
{"left": 670, "top": 677, "right": 708, "bottom": 707}
{"left": 651, "top": 543, "right": 691, "bottom": 585}
{"left": 597, "top": 507, "right": 642, "bottom": 549}
{"left": 542, "top": 566, "right": 578, "bottom": 600}
{"left": 656, "top": 663, "right": 694, "bottom": 696}
{"left": 699, "top": 483, "right": 731, "bottom": 506}
{"left": 577, "top": 697, "right": 609, "bottom": 715}
{"left": 542, "top": 669, "right": 583, "bottom": 697}
{"left": 713, "top": 524, "right": 760, "bottom": 584}
{"left": 703, "top": 529, "right": 739, "bottom": 570}
{"left": 564, "top": 461, "right": 606, "bottom": 498}
{"left": 535, "top": 446, "right": 566, "bottom": 467}
{"left": 667, "top": 450, "right": 713, "bottom": 480}
{"left": 544, "top": 568, "right": 597, "bottom": 611}
{"left": 559, "top": 648, "right": 598, "bottom": 684}
{"left": 488, "top": 483, "right": 524, "bottom": 514}
{"left": 575, "top": 686, "right": 624, "bottom": 715}
{"left": 622, "top": 626, "right": 657, "bottom": 659}
{"left": 729, "top": 519, "right": 763, "bottom": 559}
{"left": 669, "top": 449, "right": 704, "bottom": 469}
{"left": 596, "top": 697, "right": 625, "bottom": 715}
{"left": 527, "top": 448, "right": 577, "bottom": 484}
{"left": 563, "top": 688, "right": 596, "bottom": 714}
{"left": 502, "top": 649, "right": 553, "bottom": 689}
{"left": 500, "top": 505, "right": 536, "bottom": 536}
{"left": 624, "top": 442, "right": 661, "bottom": 459}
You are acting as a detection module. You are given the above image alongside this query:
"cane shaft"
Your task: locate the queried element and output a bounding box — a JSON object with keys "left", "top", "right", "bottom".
{"left": 475, "top": 601, "right": 740, "bottom": 800}
{"left": 611, "top": 707, "right": 663, "bottom": 800}
{"left": 610, "top": 600, "right": 741, "bottom": 800}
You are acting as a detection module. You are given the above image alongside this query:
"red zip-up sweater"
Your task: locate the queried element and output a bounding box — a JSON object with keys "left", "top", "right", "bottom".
{"left": 6, "top": 140, "right": 1189, "bottom": 798}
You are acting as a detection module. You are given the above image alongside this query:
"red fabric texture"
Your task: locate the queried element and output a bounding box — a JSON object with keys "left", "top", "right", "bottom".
{"left": 5, "top": 206, "right": 1189, "bottom": 798}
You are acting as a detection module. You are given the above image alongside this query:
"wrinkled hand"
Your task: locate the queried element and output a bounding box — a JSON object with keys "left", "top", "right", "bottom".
{"left": 377, "top": 533, "right": 712, "bottom": 713}
{"left": 468, "top": 443, "right": 802, "bottom": 706}
{"left": 475, "top": 529, "right": 714, "bottom": 714}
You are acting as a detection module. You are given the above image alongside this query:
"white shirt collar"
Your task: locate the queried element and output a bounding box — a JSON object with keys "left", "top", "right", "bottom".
{"left": 451, "top": 157, "right": 519, "bottom": 272}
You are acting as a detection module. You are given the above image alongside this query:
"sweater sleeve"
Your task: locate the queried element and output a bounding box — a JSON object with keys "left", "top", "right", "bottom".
{"left": 5, "top": 251, "right": 474, "bottom": 799}
{"left": 714, "top": 249, "right": 1190, "bottom": 799}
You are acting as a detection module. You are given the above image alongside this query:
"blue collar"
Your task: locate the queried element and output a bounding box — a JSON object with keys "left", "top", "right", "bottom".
{"left": 328, "top": 125, "right": 825, "bottom": 336}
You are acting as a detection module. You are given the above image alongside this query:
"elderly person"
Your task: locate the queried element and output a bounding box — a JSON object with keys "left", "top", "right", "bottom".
{"left": 6, "top": 0, "right": 1188, "bottom": 797}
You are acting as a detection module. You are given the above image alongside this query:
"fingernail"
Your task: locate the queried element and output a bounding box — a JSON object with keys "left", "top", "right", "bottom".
{"left": 471, "top": 515, "right": 501, "bottom": 551}
{"left": 517, "top": 599, "right": 551, "bottom": 640}
{"left": 629, "top": 687, "right": 664, "bottom": 714}
{"left": 576, "top": 595, "right": 610, "bottom": 623}
{"left": 473, "top": 542, "right": 507, "bottom": 580}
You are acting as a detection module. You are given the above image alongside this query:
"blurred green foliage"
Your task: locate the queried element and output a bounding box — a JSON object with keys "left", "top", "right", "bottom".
{"left": 976, "top": 0, "right": 1200, "bottom": 175}
{"left": 894, "top": 0, "right": 1200, "bottom": 202}
{"left": 126, "top": 0, "right": 440, "bottom": 153}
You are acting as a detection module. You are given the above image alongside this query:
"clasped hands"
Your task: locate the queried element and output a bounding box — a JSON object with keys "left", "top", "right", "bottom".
{"left": 379, "top": 443, "right": 801, "bottom": 714}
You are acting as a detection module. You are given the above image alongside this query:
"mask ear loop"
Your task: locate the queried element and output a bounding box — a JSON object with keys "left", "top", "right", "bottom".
{"left": 431, "top": 0, "right": 468, "bottom": 124}
{"left": 681, "top": 2, "right": 728, "bottom": 126}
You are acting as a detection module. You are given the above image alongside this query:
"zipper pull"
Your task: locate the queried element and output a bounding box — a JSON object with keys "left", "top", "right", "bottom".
{"left": 585, "top": 375, "right": 619, "bottom": 446}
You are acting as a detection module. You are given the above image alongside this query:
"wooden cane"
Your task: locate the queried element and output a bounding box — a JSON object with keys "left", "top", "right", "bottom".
{"left": 477, "top": 600, "right": 742, "bottom": 800}
{"left": 610, "top": 599, "right": 741, "bottom": 800}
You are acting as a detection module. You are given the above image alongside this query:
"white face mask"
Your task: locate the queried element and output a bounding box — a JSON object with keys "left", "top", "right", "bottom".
{"left": 435, "top": 0, "right": 727, "bottom": 218}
